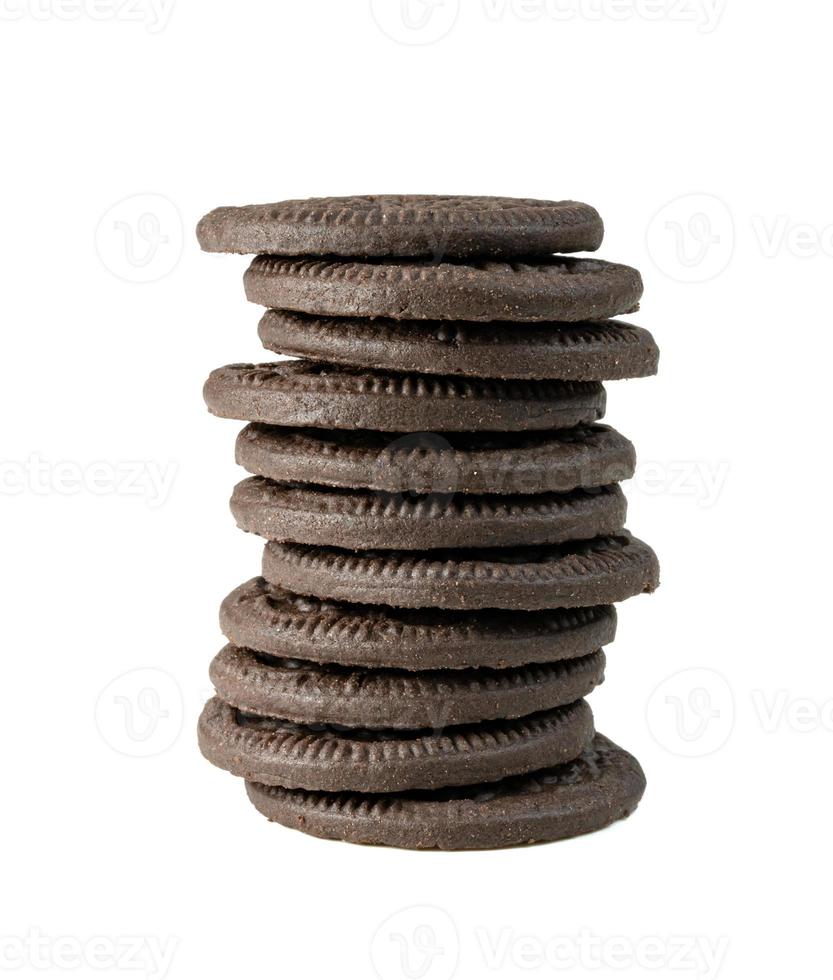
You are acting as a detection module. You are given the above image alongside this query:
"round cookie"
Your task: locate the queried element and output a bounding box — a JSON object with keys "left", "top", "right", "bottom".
{"left": 196, "top": 195, "right": 604, "bottom": 259}
{"left": 198, "top": 696, "right": 594, "bottom": 793}
{"left": 258, "top": 310, "right": 659, "bottom": 381}
{"left": 235, "top": 423, "right": 636, "bottom": 496}
{"left": 261, "top": 532, "right": 660, "bottom": 611}
{"left": 244, "top": 255, "right": 643, "bottom": 323}
{"left": 245, "top": 733, "right": 646, "bottom": 850}
{"left": 204, "top": 362, "right": 606, "bottom": 433}
{"left": 210, "top": 645, "right": 606, "bottom": 729}
{"left": 220, "top": 579, "right": 618, "bottom": 671}
{"left": 231, "top": 477, "right": 627, "bottom": 550}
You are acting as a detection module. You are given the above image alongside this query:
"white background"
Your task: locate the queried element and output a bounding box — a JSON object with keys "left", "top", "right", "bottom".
{"left": 2, "top": 2, "right": 830, "bottom": 978}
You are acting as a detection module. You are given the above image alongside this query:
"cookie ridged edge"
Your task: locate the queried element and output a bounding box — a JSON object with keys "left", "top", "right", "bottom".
{"left": 244, "top": 733, "right": 646, "bottom": 849}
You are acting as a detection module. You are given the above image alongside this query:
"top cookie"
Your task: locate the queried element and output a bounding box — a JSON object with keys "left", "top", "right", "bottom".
{"left": 196, "top": 195, "right": 604, "bottom": 259}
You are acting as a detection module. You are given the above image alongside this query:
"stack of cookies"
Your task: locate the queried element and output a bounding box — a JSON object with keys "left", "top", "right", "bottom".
{"left": 196, "top": 195, "right": 659, "bottom": 850}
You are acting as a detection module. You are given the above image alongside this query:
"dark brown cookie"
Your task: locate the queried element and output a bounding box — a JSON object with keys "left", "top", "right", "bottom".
{"left": 261, "top": 532, "right": 660, "bottom": 611}
{"left": 198, "top": 696, "right": 594, "bottom": 793}
{"left": 230, "top": 477, "right": 627, "bottom": 550}
{"left": 244, "top": 256, "right": 643, "bottom": 323}
{"left": 220, "top": 579, "right": 617, "bottom": 671}
{"left": 196, "top": 195, "right": 604, "bottom": 259}
{"left": 258, "top": 310, "right": 659, "bottom": 381}
{"left": 235, "top": 423, "right": 636, "bottom": 496}
{"left": 245, "top": 733, "right": 645, "bottom": 849}
{"left": 210, "top": 645, "right": 606, "bottom": 729}
{"left": 204, "top": 362, "right": 606, "bottom": 433}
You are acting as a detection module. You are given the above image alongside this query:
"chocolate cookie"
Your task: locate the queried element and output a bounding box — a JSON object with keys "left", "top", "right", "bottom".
{"left": 198, "top": 696, "right": 594, "bottom": 792}
{"left": 196, "top": 195, "right": 604, "bottom": 259}
{"left": 245, "top": 733, "right": 645, "bottom": 849}
{"left": 209, "top": 645, "right": 606, "bottom": 729}
{"left": 261, "top": 533, "right": 660, "bottom": 611}
{"left": 231, "top": 477, "right": 627, "bottom": 550}
{"left": 220, "top": 579, "right": 617, "bottom": 671}
{"left": 258, "top": 310, "right": 659, "bottom": 381}
{"left": 204, "top": 362, "right": 606, "bottom": 433}
{"left": 235, "top": 423, "right": 636, "bottom": 496}
{"left": 244, "top": 256, "right": 643, "bottom": 323}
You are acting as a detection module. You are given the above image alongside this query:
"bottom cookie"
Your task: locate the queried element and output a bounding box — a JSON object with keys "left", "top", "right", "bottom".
{"left": 245, "top": 734, "right": 645, "bottom": 850}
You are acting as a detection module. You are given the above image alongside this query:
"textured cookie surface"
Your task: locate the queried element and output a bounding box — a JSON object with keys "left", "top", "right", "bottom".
{"left": 261, "top": 532, "right": 660, "bottom": 611}
{"left": 204, "top": 362, "right": 606, "bottom": 433}
{"left": 210, "top": 644, "right": 606, "bottom": 729}
{"left": 220, "top": 578, "right": 617, "bottom": 670}
{"left": 197, "top": 195, "right": 604, "bottom": 259}
{"left": 231, "top": 477, "right": 627, "bottom": 550}
{"left": 244, "top": 256, "right": 643, "bottom": 322}
{"left": 236, "top": 423, "right": 636, "bottom": 495}
{"left": 259, "top": 310, "right": 659, "bottom": 381}
{"left": 246, "top": 733, "right": 645, "bottom": 849}
{"left": 198, "top": 696, "right": 594, "bottom": 792}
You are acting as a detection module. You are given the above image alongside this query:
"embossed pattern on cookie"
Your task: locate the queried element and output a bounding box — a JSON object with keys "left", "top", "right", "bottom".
{"left": 219, "top": 579, "right": 618, "bottom": 670}
{"left": 197, "top": 195, "right": 604, "bottom": 259}
{"left": 230, "top": 477, "right": 627, "bottom": 550}
{"left": 258, "top": 309, "right": 659, "bottom": 381}
{"left": 198, "top": 695, "right": 595, "bottom": 792}
{"left": 204, "top": 361, "right": 607, "bottom": 432}
{"left": 234, "top": 423, "right": 637, "bottom": 495}
{"left": 245, "top": 734, "right": 646, "bottom": 850}
{"left": 261, "top": 533, "right": 660, "bottom": 610}
{"left": 244, "top": 255, "right": 644, "bottom": 322}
